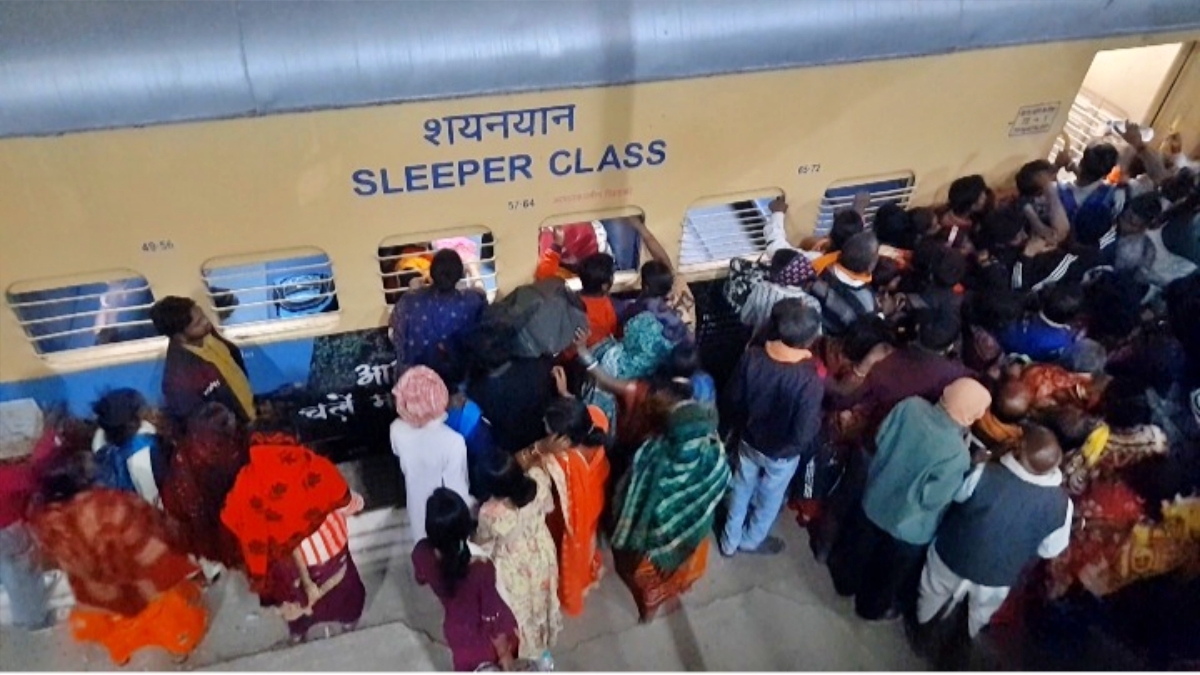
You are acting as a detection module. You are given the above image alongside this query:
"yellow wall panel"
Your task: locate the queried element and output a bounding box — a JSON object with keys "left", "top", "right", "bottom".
{"left": 2, "top": 31, "right": 1196, "bottom": 381}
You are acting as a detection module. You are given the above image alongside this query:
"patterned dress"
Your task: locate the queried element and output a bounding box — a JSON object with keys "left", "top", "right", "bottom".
{"left": 517, "top": 406, "right": 612, "bottom": 617}
{"left": 1047, "top": 424, "right": 1184, "bottom": 599}
{"left": 474, "top": 468, "right": 562, "bottom": 658}
{"left": 389, "top": 286, "right": 487, "bottom": 376}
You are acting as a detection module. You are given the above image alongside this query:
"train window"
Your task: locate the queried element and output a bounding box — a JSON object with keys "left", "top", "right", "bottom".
{"left": 814, "top": 174, "right": 916, "bottom": 237}
{"left": 376, "top": 228, "right": 497, "bottom": 304}
{"left": 202, "top": 248, "right": 339, "bottom": 329}
{"left": 1050, "top": 92, "right": 1128, "bottom": 165}
{"left": 678, "top": 192, "right": 782, "bottom": 269}
{"left": 537, "top": 210, "right": 643, "bottom": 288}
{"left": 6, "top": 271, "right": 158, "bottom": 355}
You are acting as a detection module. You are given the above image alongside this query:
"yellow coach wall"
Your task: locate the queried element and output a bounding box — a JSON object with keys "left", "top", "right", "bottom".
{"left": 2, "top": 31, "right": 1196, "bottom": 382}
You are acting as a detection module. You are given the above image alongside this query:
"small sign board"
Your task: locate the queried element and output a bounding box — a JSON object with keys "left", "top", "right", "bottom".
{"left": 1009, "top": 102, "right": 1061, "bottom": 137}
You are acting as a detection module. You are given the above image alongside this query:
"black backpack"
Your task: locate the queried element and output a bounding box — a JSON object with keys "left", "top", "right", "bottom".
{"left": 722, "top": 254, "right": 769, "bottom": 312}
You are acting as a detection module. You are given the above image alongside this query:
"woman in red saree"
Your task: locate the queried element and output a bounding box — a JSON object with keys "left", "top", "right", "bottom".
{"left": 220, "top": 432, "right": 366, "bottom": 643}
{"left": 30, "top": 456, "right": 207, "bottom": 665}
{"left": 516, "top": 393, "right": 611, "bottom": 617}
{"left": 160, "top": 403, "right": 248, "bottom": 574}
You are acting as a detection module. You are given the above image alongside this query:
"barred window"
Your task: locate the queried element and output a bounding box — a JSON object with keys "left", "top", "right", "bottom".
{"left": 202, "top": 248, "right": 339, "bottom": 328}
{"left": 814, "top": 174, "right": 916, "bottom": 238}
{"left": 1048, "top": 90, "right": 1129, "bottom": 165}
{"left": 376, "top": 228, "right": 496, "bottom": 304}
{"left": 678, "top": 192, "right": 781, "bottom": 268}
{"left": 6, "top": 271, "right": 157, "bottom": 355}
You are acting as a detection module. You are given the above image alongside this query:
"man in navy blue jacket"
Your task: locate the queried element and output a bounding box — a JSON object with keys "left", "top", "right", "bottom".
{"left": 720, "top": 299, "right": 825, "bottom": 557}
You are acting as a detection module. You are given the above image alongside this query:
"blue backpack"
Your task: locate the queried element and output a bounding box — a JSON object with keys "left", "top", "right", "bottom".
{"left": 1059, "top": 182, "right": 1123, "bottom": 247}
{"left": 94, "top": 443, "right": 136, "bottom": 492}
{"left": 446, "top": 398, "right": 501, "bottom": 501}
{"left": 446, "top": 400, "right": 484, "bottom": 453}
{"left": 93, "top": 434, "right": 162, "bottom": 494}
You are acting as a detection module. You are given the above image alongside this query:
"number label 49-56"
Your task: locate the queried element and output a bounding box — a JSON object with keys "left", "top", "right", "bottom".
{"left": 141, "top": 240, "right": 176, "bottom": 253}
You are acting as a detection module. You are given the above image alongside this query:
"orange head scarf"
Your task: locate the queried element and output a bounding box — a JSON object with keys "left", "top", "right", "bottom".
{"left": 939, "top": 378, "right": 993, "bottom": 427}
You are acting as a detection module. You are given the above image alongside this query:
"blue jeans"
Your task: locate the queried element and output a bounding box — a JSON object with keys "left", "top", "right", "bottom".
{"left": 0, "top": 522, "right": 52, "bottom": 629}
{"left": 720, "top": 441, "right": 801, "bottom": 555}
{"left": 601, "top": 220, "right": 641, "bottom": 271}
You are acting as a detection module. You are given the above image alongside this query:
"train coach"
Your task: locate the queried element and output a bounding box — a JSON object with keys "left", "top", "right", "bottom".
{"left": 2, "top": 0, "right": 1200, "bottom": 526}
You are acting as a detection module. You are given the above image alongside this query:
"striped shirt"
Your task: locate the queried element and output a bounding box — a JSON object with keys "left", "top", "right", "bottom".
{"left": 298, "top": 492, "right": 363, "bottom": 566}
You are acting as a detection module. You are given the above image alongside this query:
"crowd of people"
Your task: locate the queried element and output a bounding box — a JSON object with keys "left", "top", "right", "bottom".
{"left": 1, "top": 121, "right": 1198, "bottom": 670}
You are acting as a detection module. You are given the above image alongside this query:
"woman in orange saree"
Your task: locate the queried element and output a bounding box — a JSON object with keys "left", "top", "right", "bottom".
{"left": 517, "top": 391, "right": 611, "bottom": 617}
{"left": 30, "top": 457, "right": 207, "bottom": 665}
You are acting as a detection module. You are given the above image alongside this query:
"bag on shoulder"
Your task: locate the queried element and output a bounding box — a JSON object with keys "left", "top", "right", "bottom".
{"left": 93, "top": 443, "right": 136, "bottom": 493}
{"left": 484, "top": 278, "right": 588, "bottom": 358}
{"left": 723, "top": 254, "right": 769, "bottom": 312}
{"left": 1059, "top": 182, "right": 1125, "bottom": 247}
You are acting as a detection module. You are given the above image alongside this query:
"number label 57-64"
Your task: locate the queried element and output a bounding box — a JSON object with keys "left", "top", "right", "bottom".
{"left": 508, "top": 198, "right": 536, "bottom": 211}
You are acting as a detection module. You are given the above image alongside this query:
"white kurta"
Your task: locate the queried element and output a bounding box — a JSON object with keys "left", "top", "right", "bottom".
{"left": 389, "top": 415, "right": 474, "bottom": 545}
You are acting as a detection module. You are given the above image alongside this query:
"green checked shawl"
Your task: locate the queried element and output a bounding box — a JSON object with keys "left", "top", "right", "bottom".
{"left": 611, "top": 402, "right": 731, "bottom": 574}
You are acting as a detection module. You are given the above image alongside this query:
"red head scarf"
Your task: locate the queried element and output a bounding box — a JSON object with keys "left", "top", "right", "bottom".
{"left": 220, "top": 439, "right": 349, "bottom": 584}
{"left": 560, "top": 223, "right": 599, "bottom": 265}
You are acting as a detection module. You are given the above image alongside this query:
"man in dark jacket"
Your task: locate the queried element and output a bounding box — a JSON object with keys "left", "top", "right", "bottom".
{"left": 150, "top": 296, "right": 255, "bottom": 431}
{"left": 830, "top": 312, "right": 971, "bottom": 438}
{"left": 721, "top": 299, "right": 824, "bottom": 556}
{"left": 810, "top": 231, "right": 880, "bottom": 336}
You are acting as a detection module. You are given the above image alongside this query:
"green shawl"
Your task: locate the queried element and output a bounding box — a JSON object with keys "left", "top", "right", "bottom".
{"left": 587, "top": 312, "right": 674, "bottom": 424}
{"left": 611, "top": 402, "right": 731, "bottom": 573}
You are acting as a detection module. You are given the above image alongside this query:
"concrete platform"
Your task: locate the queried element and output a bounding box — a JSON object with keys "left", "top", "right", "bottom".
{"left": 0, "top": 513, "right": 926, "bottom": 671}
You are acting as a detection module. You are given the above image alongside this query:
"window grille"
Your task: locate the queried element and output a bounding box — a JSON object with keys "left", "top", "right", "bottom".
{"left": 376, "top": 229, "right": 497, "bottom": 304}
{"left": 1049, "top": 89, "right": 1130, "bottom": 164}
{"left": 814, "top": 174, "right": 916, "bottom": 238}
{"left": 678, "top": 194, "right": 779, "bottom": 267}
{"left": 202, "top": 248, "right": 338, "bottom": 327}
{"left": 6, "top": 271, "right": 158, "bottom": 355}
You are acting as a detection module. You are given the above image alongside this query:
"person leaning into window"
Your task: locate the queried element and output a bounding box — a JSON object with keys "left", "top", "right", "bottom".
{"left": 389, "top": 249, "right": 488, "bottom": 387}
{"left": 150, "top": 296, "right": 256, "bottom": 431}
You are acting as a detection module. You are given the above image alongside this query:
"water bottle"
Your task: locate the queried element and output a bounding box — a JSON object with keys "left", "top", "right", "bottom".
{"left": 538, "top": 650, "right": 555, "bottom": 671}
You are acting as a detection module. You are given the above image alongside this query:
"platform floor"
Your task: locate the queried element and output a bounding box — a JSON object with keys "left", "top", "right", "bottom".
{"left": 0, "top": 514, "right": 926, "bottom": 671}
